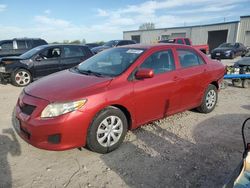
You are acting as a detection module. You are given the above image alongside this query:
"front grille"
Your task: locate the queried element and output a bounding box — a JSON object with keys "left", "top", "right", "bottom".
{"left": 19, "top": 103, "right": 36, "bottom": 115}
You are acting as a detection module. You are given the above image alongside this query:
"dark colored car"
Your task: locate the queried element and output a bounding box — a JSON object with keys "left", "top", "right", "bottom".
{"left": 235, "top": 51, "right": 250, "bottom": 67}
{"left": 91, "top": 40, "right": 136, "bottom": 54}
{"left": 0, "top": 38, "right": 48, "bottom": 58}
{"left": 85, "top": 43, "right": 102, "bottom": 49}
{"left": 211, "top": 42, "right": 247, "bottom": 59}
{"left": 233, "top": 51, "right": 250, "bottom": 78}
{"left": 0, "top": 44, "right": 93, "bottom": 86}
{"left": 14, "top": 44, "right": 225, "bottom": 153}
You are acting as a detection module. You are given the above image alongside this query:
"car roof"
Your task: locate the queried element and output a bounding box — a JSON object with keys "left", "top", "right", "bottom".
{"left": 38, "top": 44, "right": 87, "bottom": 48}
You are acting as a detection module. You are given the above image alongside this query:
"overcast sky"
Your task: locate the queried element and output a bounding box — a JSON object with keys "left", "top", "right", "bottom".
{"left": 0, "top": 0, "right": 249, "bottom": 43}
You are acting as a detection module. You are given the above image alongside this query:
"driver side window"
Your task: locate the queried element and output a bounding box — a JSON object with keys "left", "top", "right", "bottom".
{"left": 140, "top": 50, "right": 175, "bottom": 75}
{"left": 39, "top": 47, "right": 61, "bottom": 59}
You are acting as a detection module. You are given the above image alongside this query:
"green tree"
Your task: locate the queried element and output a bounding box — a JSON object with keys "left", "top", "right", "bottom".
{"left": 139, "top": 22, "right": 155, "bottom": 30}
{"left": 69, "top": 40, "right": 81, "bottom": 44}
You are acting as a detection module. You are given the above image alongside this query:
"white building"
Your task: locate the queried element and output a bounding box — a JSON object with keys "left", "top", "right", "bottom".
{"left": 123, "top": 15, "right": 250, "bottom": 51}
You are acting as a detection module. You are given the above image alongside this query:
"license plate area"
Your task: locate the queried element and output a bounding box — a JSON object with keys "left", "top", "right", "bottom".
{"left": 216, "top": 53, "right": 220, "bottom": 56}
{"left": 14, "top": 117, "right": 21, "bottom": 133}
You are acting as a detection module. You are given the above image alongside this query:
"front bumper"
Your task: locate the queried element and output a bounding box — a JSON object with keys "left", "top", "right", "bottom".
{"left": 0, "top": 72, "right": 11, "bottom": 83}
{"left": 211, "top": 52, "right": 232, "bottom": 59}
{"left": 14, "top": 92, "right": 92, "bottom": 151}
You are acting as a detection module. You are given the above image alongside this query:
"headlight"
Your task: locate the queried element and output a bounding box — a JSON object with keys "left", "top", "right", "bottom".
{"left": 41, "top": 99, "right": 87, "bottom": 118}
{"left": 0, "top": 66, "right": 6, "bottom": 72}
{"left": 225, "top": 50, "right": 231, "bottom": 54}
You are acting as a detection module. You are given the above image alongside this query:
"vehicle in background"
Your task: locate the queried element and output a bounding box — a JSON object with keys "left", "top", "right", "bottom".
{"left": 85, "top": 43, "right": 102, "bottom": 49}
{"left": 159, "top": 38, "right": 209, "bottom": 54}
{"left": 211, "top": 42, "right": 247, "bottom": 59}
{"left": 234, "top": 51, "right": 250, "bottom": 68}
{"left": 0, "top": 44, "right": 93, "bottom": 86}
{"left": 14, "top": 44, "right": 225, "bottom": 153}
{"left": 0, "top": 38, "right": 48, "bottom": 58}
{"left": 91, "top": 40, "right": 136, "bottom": 54}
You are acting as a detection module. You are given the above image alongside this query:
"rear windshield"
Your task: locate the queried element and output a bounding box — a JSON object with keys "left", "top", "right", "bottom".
{"left": 159, "top": 39, "right": 176, "bottom": 43}
{"left": 219, "top": 43, "right": 235, "bottom": 48}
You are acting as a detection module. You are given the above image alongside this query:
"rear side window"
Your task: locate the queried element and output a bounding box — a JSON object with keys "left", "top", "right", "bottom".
{"left": 127, "top": 40, "right": 136, "bottom": 44}
{"left": 140, "top": 50, "right": 175, "bottom": 75}
{"left": 1, "top": 41, "right": 13, "bottom": 50}
{"left": 184, "top": 38, "right": 191, "bottom": 45}
{"left": 177, "top": 39, "right": 184, "bottom": 44}
{"left": 63, "top": 46, "right": 86, "bottom": 58}
{"left": 177, "top": 49, "right": 204, "bottom": 68}
{"left": 117, "top": 41, "right": 128, "bottom": 46}
{"left": 17, "top": 40, "right": 27, "bottom": 49}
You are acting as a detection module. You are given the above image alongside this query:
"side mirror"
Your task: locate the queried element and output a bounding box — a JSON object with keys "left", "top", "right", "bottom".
{"left": 135, "top": 68, "right": 154, "bottom": 79}
{"left": 35, "top": 55, "right": 43, "bottom": 61}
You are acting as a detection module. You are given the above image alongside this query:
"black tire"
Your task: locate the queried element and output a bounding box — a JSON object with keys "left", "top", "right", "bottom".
{"left": 11, "top": 69, "right": 32, "bottom": 87}
{"left": 232, "top": 79, "right": 238, "bottom": 86}
{"left": 197, "top": 84, "right": 218, "bottom": 113}
{"left": 87, "top": 106, "right": 128, "bottom": 154}
{"left": 242, "top": 79, "right": 249, "bottom": 88}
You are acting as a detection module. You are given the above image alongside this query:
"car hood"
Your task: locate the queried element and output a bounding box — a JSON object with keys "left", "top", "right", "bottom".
{"left": 91, "top": 46, "right": 110, "bottom": 53}
{"left": 213, "top": 47, "right": 233, "bottom": 52}
{"left": 25, "top": 70, "right": 113, "bottom": 102}
{"left": 0, "top": 56, "right": 23, "bottom": 65}
{"left": 234, "top": 57, "right": 250, "bottom": 66}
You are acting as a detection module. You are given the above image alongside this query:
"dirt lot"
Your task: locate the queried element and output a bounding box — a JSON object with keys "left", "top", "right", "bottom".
{"left": 0, "top": 58, "right": 250, "bottom": 188}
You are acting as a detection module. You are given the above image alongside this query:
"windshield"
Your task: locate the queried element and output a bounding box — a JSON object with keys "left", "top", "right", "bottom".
{"left": 76, "top": 48, "right": 145, "bottom": 76}
{"left": 245, "top": 51, "right": 250, "bottom": 57}
{"left": 20, "top": 45, "right": 46, "bottom": 59}
{"left": 103, "top": 40, "right": 119, "bottom": 47}
{"left": 219, "top": 43, "right": 235, "bottom": 48}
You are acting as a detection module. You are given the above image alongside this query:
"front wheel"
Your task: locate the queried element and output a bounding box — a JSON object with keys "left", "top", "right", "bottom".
{"left": 197, "top": 84, "right": 218, "bottom": 113}
{"left": 11, "top": 69, "right": 32, "bottom": 87}
{"left": 87, "top": 107, "right": 128, "bottom": 153}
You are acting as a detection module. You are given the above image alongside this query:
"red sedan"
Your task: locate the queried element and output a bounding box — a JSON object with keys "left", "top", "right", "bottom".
{"left": 14, "top": 44, "right": 225, "bottom": 153}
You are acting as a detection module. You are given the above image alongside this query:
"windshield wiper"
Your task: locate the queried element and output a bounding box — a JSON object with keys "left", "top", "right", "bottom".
{"left": 78, "top": 69, "right": 104, "bottom": 77}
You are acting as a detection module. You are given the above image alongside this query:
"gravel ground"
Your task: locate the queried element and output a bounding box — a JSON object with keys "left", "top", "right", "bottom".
{"left": 0, "top": 58, "right": 250, "bottom": 188}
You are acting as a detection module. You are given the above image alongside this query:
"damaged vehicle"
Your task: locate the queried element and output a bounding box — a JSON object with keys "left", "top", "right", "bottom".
{"left": 14, "top": 44, "right": 225, "bottom": 153}
{"left": 0, "top": 44, "right": 93, "bottom": 86}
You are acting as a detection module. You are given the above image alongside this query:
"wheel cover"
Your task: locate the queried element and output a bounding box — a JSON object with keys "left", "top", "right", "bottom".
{"left": 96, "top": 116, "right": 123, "bottom": 147}
{"left": 205, "top": 90, "right": 216, "bottom": 109}
{"left": 15, "top": 71, "right": 31, "bottom": 86}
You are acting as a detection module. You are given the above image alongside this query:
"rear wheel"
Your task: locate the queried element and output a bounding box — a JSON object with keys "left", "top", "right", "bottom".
{"left": 197, "top": 84, "right": 218, "bottom": 113}
{"left": 11, "top": 69, "right": 32, "bottom": 87}
{"left": 242, "top": 79, "right": 249, "bottom": 88}
{"left": 87, "top": 107, "right": 128, "bottom": 153}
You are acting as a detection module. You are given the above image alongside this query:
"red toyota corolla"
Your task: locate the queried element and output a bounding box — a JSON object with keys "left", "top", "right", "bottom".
{"left": 14, "top": 44, "right": 225, "bottom": 153}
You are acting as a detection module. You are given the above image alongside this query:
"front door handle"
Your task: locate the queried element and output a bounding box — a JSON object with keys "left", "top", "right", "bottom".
{"left": 173, "top": 76, "right": 181, "bottom": 81}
